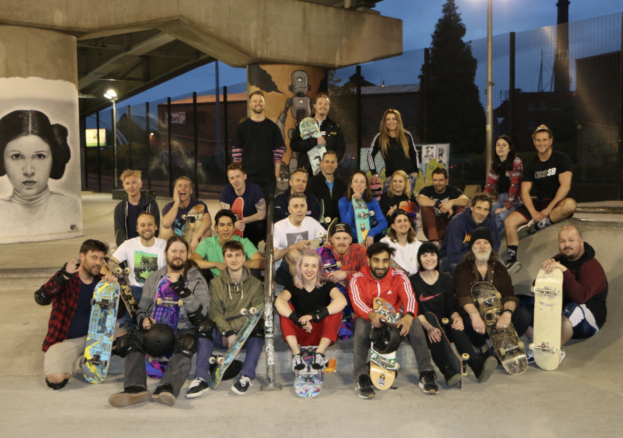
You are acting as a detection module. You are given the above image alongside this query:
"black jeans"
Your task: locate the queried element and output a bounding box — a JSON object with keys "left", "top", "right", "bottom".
{"left": 424, "top": 321, "right": 476, "bottom": 372}
{"left": 462, "top": 306, "right": 532, "bottom": 348}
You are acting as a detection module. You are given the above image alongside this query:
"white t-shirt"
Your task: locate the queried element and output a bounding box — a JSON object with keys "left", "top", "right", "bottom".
{"left": 113, "top": 237, "right": 167, "bottom": 287}
{"left": 380, "top": 235, "right": 422, "bottom": 277}
{"left": 273, "top": 217, "right": 325, "bottom": 269}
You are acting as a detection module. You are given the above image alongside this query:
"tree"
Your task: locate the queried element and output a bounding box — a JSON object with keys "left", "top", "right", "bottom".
{"left": 418, "top": 0, "right": 486, "bottom": 156}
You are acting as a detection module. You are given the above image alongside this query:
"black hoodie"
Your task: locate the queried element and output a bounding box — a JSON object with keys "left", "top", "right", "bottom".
{"left": 114, "top": 193, "right": 160, "bottom": 247}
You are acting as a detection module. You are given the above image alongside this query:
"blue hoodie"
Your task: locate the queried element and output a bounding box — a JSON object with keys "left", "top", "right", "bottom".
{"left": 439, "top": 206, "right": 500, "bottom": 264}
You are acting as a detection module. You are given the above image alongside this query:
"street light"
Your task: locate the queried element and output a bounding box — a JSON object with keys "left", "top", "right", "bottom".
{"left": 486, "top": 0, "right": 494, "bottom": 177}
{"left": 104, "top": 89, "right": 119, "bottom": 189}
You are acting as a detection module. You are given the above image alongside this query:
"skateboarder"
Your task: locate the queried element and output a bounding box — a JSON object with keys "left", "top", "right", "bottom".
{"left": 525, "top": 225, "right": 608, "bottom": 363}
{"left": 349, "top": 242, "right": 438, "bottom": 399}
{"left": 186, "top": 241, "right": 265, "bottom": 397}
{"left": 273, "top": 167, "right": 321, "bottom": 222}
{"left": 322, "top": 222, "right": 368, "bottom": 287}
{"left": 504, "top": 125, "right": 577, "bottom": 272}
{"left": 290, "top": 93, "right": 346, "bottom": 174}
{"left": 307, "top": 151, "right": 348, "bottom": 226}
{"left": 220, "top": 163, "right": 267, "bottom": 248}
{"left": 379, "top": 170, "right": 418, "bottom": 225}
{"left": 109, "top": 236, "right": 211, "bottom": 407}
{"left": 161, "top": 176, "right": 212, "bottom": 252}
{"left": 453, "top": 228, "right": 531, "bottom": 354}
{"left": 410, "top": 242, "right": 497, "bottom": 385}
{"left": 114, "top": 169, "right": 160, "bottom": 246}
{"left": 34, "top": 239, "right": 119, "bottom": 390}
{"left": 416, "top": 167, "right": 470, "bottom": 247}
{"left": 439, "top": 193, "right": 500, "bottom": 275}
{"left": 275, "top": 249, "right": 346, "bottom": 370}
{"left": 232, "top": 90, "right": 285, "bottom": 198}
{"left": 380, "top": 209, "right": 422, "bottom": 276}
{"left": 338, "top": 171, "right": 387, "bottom": 247}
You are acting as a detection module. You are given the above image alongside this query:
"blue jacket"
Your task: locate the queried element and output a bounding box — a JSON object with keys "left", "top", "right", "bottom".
{"left": 439, "top": 206, "right": 500, "bottom": 264}
{"left": 338, "top": 196, "right": 387, "bottom": 243}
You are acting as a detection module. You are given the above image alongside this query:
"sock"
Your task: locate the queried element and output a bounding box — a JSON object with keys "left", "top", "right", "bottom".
{"left": 507, "top": 245, "right": 518, "bottom": 261}
{"left": 536, "top": 216, "right": 553, "bottom": 230}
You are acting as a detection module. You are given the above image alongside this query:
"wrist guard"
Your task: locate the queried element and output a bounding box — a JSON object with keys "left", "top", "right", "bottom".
{"left": 289, "top": 311, "right": 303, "bottom": 327}
{"left": 311, "top": 307, "right": 330, "bottom": 323}
{"left": 171, "top": 276, "right": 191, "bottom": 298}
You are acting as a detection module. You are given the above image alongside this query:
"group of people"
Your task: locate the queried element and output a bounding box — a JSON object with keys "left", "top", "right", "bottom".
{"left": 35, "top": 91, "right": 608, "bottom": 405}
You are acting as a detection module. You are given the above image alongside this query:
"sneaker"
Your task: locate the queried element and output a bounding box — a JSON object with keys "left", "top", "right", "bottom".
{"left": 441, "top": 367, "right": 461, "bottom": 388}
{"left": 559, "top": 348, "right": 566, "bottom": 365}
{"left": 354, "top": 374, "right": 375, "bottom": 399}
{"left": 505, "top": 259, "right": 522, "bottom": 274}
{"left": 517, "top": 220, "right": 538, "bottom": 238}
{"left": 231, "top": 375, "right": 254, "bottom": 395}
{"left": 108, "top": 386, "right": 151, "bottom": 408}
{"left": 468, "top": 355, "right": 497, "bottom": 383}
{"left": 526, "top": 349, "right": 535, "bottom": 364}
{"left": 152, "top": 384, "right": 176, "bottom": 407}
{"left": 418, "top": 370, "right": 439, "bottom": 394}
{"left": 292, "top": 353, "right": 305, "bottom": 372}
{"left": 311, "top": 352, "right": 326, "bottom": 370}
{"left": 186, "top": 378, "right": 210, "bottom": 399}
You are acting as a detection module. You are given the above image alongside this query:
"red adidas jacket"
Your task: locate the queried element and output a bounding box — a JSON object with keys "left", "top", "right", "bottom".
{"left": 348, "top": 265, "right": 417, "bottom": 320}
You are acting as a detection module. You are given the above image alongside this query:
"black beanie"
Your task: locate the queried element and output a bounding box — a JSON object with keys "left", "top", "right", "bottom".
{"left": 470, "top": 227, "right": 493, "bottom": 249}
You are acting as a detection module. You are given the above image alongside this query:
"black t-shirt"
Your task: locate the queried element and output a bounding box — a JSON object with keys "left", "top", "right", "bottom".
{"left": 497, "top": 165, "right": 511, "bottom": 195}
{"left": 419, "top": 185, "right": 463, "bottom": 215}
{"left": 66, "top": 280, "right": 99, "bottom": 339}
{"left": 233, "top": 118, "right": 285, "bottom": 183}
{"left": 126, "top": 202, "right": 142, "bottom": 239}
{"left": 523, "top": 150, "right": 573, "bottom": 200}
{"left": 379, "top": 192, "right": 417, "bottom": 221}
{"left": 410, "top": 272, "right": 456, "bottom": 320}
{"left": 220, "top": 182, "right": 265, "bottom": 217}
{"left": 287, "top": 281, "right": 336, "bottom": 315}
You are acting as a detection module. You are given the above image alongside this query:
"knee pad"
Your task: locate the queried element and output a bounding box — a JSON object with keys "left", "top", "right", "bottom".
{"left": 175, "top": 333, "right": 198, "bottom": 358}
{"left": 187, "top": 305, "right": 206, "bottom": 327}
{"left": 115, "top": 334, "right": 144, "bottom": 358}
{"left": 197, "top": 318, "right": 215, "bottom": 340}
{"left": 46, "top": 377, "right": 68, "bottom": 390}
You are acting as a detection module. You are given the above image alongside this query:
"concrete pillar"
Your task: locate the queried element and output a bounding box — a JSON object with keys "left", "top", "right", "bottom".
{"left": 0, "top": 26, "right": 83, "bottom": 244}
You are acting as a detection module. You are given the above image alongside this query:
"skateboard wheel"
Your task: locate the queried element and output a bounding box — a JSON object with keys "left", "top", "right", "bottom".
{"left": 157, "top": 298, "right": 163, "bottom": 305}
{"left": 498, "top": 348, "right": 506, "bottom": 357}
{"left": 495, "top": 292, "right": 502, "bottom": 300}
{"left": 462, "top": 353, "right": 470, "bottom": 360}
{"left": 529, "top": 343, "right": 534, "bottom": 351}
{"left": 241, "top": 309, "right": 248, "bottom": 316}
{"left": 336, "top": 261, "right": 342, "bottom": 268}
{"left": 317, "top": 231, "right": 326, "bottom": 238}
{"left": 178, "top": 299, "right": 183, "bottom": 306}
{"left": 217, "top": 357, "right": 225, "bottom": 365}
{"left": 369, "top": 211, "right": 375, "bottom": 216}
{"left": 209, "top": 356, "right": 221, "bottom": 364}
{"left": 114, "top": 267, "right": 123, "bottom": 275}
{"left": 123, "top": 268, "right": 130, "bottom": 275}
{"left": 181, "top": 215, "right": 187, "bottom": 220}
{"left": 477, "top": 298, "right": 484, "bottom": 307}
{"left": 249, "top": 307, "right": 257, "bottom": 315}
{"left": 518, "top": 341, "right": 525, "bottom": 350}
{"left": 441, "top": 318, "right": 450, "bottom": 325}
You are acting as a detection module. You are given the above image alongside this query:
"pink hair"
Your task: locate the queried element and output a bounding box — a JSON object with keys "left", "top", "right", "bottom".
{"left": 293, "top": 249, "right": 326, "bottom": 289}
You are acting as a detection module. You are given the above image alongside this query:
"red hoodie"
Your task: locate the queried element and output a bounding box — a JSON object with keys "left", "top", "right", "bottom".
{"left": 348, "top": 265, "right": 417, "bottom": 320}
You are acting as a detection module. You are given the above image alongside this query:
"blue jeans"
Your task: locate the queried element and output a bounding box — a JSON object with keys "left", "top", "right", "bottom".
{"left": 195, "top": 329, "right": 265, "bottom": 382}
{"left": 492, "top": 193, "right": 521, "bottom": 234}
{"left": 117, "top": 285, "right": 143, "bottom": 329}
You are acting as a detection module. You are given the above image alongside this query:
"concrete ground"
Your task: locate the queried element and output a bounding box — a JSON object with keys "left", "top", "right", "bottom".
{"left": 2, "top": 195, "right": 623, "bottom": 437}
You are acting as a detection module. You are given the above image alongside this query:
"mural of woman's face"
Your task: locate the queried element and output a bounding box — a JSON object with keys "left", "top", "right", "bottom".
{"left": 4, "top": 135, "right": 52, "bottom": 198}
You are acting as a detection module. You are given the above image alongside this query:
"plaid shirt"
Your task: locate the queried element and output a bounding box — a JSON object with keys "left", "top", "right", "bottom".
{"left": 37, "top": 269, "right": 102, "bottom": 352}
{"left": 327, "top": 243, "right": 368, "bottom": 284}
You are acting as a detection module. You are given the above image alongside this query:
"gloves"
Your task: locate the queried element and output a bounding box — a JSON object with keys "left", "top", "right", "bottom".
{"left": 171, "top": 276, "right": 191, "bottom": 298}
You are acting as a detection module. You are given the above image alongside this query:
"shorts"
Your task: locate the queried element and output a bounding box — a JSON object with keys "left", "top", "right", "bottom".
{"left": 563, "top": 302, "right": 599, "bottom": 339}
{"left": 515, "top": 197, "right": 575, "bottom": 221}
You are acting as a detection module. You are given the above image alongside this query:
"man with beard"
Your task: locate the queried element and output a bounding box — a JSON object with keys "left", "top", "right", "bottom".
{"left": 525, "top": 225, "right": 607, "bottom": 364}
{"left": 453, "top": 227, "right": 531, "bottom": 356}
{"left": 35, "top": 239, "right": 118, "bottom": 390}
{"left": 273, "top": 168, "right": 321, "bottom": 223}
{"left": 349, "top": 242, "right": 438, "bottom": 399}
{"left": 307, "top": 151, "right": 348, "bottom": 227}
{"left": 232, "top": 90, "right": 285, "bottom": 198}
{"left": 109, "top": 236, "right": 210, "bottom": 408}
{"left": 114, "top": 169, "right": 160, "bottom": 246}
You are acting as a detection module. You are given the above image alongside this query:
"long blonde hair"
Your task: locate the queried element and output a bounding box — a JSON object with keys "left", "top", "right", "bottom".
{"left": 379, "top": 109, "right": 410, "bottom": 159}
{"left": 388, "top": 170, "right": 412, "bottom": 198}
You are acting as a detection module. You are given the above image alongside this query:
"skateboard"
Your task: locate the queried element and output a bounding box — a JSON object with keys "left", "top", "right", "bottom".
{"left": 424, "top": 312, "right": 469, "bottom": 388}
{"left": 371, "top": 181, "right": 383, "bottom": 202}
{"left": 294, "top": 346, "right": 324, "bottom": 398}
{"left": 299, "top": 117, "right": 325, "bottom": 175}
{"left": 146, "top": 276, "right": 182, "bottom": 379}
{"left": 231, "top": 197, "right": 244, "bottom": 237}
{"left": 529, "top": 268, "right": 564, "bottom": 371}
{"left": 370, "top": 297, "right": 401, "bottom": 390}
{"left": 352, "top": 197, "right": 372, "bottom": 244}
{"left": 82, "top": 280, "right": 121, "bottom": 384}
{"left": 104, "top": 258, "right": 138, "bottom": 322}
{"left": 307, "top": 145, "right": 327, "bottom": 176}
{"left": 471, "top": 281, "right": 528, "bottom": 375}
{"left": 211, "top": 304, "right": 265, "bottom": 389}
{"left": 319, "top": 201, "right": 336, "bottom": 230}
{"left": 209, "top": 354, "right": 242, "bottom": 381}
{"left": 181, "top": 204, "right": 205, "bottom": 244}
{"left": 309, "top": 229, "right": 327, "bottom": 250}
{"left": 317, "top": 246, "right": 353, "bottom": 340}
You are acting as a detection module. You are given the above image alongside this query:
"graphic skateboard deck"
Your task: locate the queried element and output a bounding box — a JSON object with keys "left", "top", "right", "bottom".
{"left": 317, "top": 246, "right": 353, "bottom": 340}
{"left": 424, "top": 312, "right": 469, "bottom": 388}
{"left": 530, "top": 268, "right": 564, "bottom": 370}
{"left": 294, "top": 346, "right": 323, "bottom": 398}
{"left": 307, "top": 145, "right": 326, "bottom": 176}
{"left": 182, "top": 204, "right": 205, "bottom": 244}
{"left": 370, "top": 297, "right": 401, "bottom": 390}
{"left": 352, "top": 197, "right": 371, "bottom": 244}
{"left": 231, "top": 197, "right": 244, "bottom": 237}
{"left": 146, "top": 276, "right": 182, "bottom": 379}
{"left": 400, "top": 201, "right": 420, "bottom": 233}
{"left": 299, "top": 117, "right": 321, "bottom": 139}
{"left": 82, "top": 280, "right": 121, "bottom": 384}
{"left": 471, "top": 281, "right": 527, "bottom": 375}
{"left": 211, "top": 304, "right": 265, "bottom": 389}
{"left": 104, "top": 258, "right": 138, "bottom": 322}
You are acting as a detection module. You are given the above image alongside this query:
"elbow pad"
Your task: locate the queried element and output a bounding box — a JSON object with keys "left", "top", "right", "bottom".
{"left": 34, "top": 288, "right": 53, "bottom": 306}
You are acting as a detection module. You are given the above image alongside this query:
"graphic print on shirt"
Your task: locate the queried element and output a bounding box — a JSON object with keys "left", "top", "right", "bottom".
{"left": 286, "top": 231, "right": 310, "bottom": 247}
{"left": 134, "top": 251, "right": 159, "bottom": 284}
{"left": 534, "top": 168, "right": 557, "bottom": 179}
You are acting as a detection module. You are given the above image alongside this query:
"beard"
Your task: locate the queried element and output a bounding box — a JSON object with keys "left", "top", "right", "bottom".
{"left": 168, "top": 258, "right": 185, "bottom": 271}
{"left": 372, "top": 266, "right": 389, "bottom": 280}
{"left": 474, "top": 248, "right": 491, "bottom": 263}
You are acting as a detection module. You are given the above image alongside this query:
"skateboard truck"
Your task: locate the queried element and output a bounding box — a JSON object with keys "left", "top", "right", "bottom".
{"left": 528, "top": 342, "right": 559, "bottom": 354}
{"left": 533, "top": 286, "right": 560, "bottom": 297}
{"left": 498, "top": 341, "right": 524, "bottom": 357}
{"left": 156, "top": 297, "right": 183, "bottom": 306}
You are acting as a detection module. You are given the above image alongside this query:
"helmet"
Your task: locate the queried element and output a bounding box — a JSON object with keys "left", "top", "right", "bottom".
{"left": 369, "top": 322, "right": 402, "bottom": 354}
{"left": 144, "top": 323, "right": 175, "bottom": 357}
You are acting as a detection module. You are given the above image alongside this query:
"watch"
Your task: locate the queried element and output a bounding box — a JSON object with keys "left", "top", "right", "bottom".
{"left": 504, "top": 309, "right": 513, "bottom": 315}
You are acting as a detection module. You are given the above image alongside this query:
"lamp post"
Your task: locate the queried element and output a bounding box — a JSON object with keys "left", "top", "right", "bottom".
{"left": 486, "top": 0, "right": 494, "bottom": 176}
{"left": 104, "top": 89, "right": 119, "bottom": 189}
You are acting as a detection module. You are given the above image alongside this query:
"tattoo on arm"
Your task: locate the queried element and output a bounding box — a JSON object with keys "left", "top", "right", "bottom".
{"left": 256, "top": 198, "right": 266, "bottom": 212}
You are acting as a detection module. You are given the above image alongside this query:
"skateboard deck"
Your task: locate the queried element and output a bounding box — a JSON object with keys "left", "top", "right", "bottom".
{"left": 352, "top": 197, "right": 371, "bottom": 244}
{"left": 471, "top": 281, "right": 527, "bottom": 375}
{"left": 299, "top": 117, "right": 321, "bottom": 139}
{"left": 530, "top": 268, "right": 564, "bottom": 371}
{"left": 104, "top": 258, "right": 138, "bottom": 322}
{"left": 211, "top": 304, "right": 265, "bottom": 389}
{"left": 294, "top": 346, "right": 323, "bottom": 398}
{"left": 231, "top": 197, "right": 244, "bottom": 237}
{"left": 370, "top": 297, "right": 401, "bottom": 390}
{"left": 317, "top": 246, "right": 353, "bottom": 340}
{"left": 83, "top": 280, "right": 121, "bottom": 384}
{"left": 424, "top": 312, "right": 468, "bottom": 388}
{"left": 400, "top": 201, "right": 419, "bottom": 233}
{"left": 371, "top": 181, "right": 383, "bottom": 202}
{"left": 307, "top": 145, "right": 326, "bottom": 176}
{"left": 146, "top": 276, "right": 182, "bottom": 379}
{"left": 181, "top": 204, "right": 205, "bottom": 244}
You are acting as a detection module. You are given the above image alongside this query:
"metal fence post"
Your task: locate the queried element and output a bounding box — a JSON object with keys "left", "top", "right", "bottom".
{"left": 509, "top": 32, "right": 516, "bottom": 142}
{"left": 193, "top": 92, "right": 199, "bottom": 196}
{"left": 146, "top": 102, "right": 152, "bottom": 191}
{"left": 423, "top": 48, "right": 430, "bottom": 143}
{"left": 168, "top": 97, "right": 173, "bottom": 197}
{"left": 96, "top": 112, "right": 102, "bottom": 192}
{"left": 127, "top": 105, "right": 133, "bottom": 170}
{"left": 356, "top": 65, "right": 362, "bottom": 168}
{"left": 224, "top": 86, "right": 229, "bottom": 168}
{"left": 619, "top": 13, "right": 623, "bottom": 199}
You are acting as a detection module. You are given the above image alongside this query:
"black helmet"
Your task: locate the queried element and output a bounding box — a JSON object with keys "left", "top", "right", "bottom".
{"left": 144, "top": 324, "right": 175, "bottom": 357}
{"left": 369, "top": 322, "right": 402, "bottom": 354}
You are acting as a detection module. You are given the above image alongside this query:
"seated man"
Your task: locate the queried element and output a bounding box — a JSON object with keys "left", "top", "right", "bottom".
{"left": 526, "top": 225, "right": 607, "bottom": 363}
{"left": 504, "top": 125, "right": 577, "bottom": 272}
{"left": 417, "top": 167, "right": 470, "bottom": 247}
{"left": 453, "top": 227, "right": 532, "bottom": 362}
{"left": 187, "top": 241, "right": 265, "bottom": 397}
{"left": 109, "top": 236, "right": 210, "bottom": 408}
{"left": 274, "top": 168, "right": 321, "bottom": 223}
{"left": 35, "top": 240, "right": 118, "bottom": 390}
{"left": 380, "top": 209, "right": 423, "bottom": 276}
{"left": 439, "top": 193, "right": 500, "bottom": 275}
{"left": 307, "top": 151, "right": 347, "bottom": 227}
{"left": 192, "top": 210, "right": 265, "bottom": 279}
{"left": 220, "top": 162, "right": 267, "bottom": 248}
{"left": 114, "top": 169, "right": 160, "bottom": 247}
{"left": 161, "top": 176, "right": 212, "bottom": 252}
{"left": 349, "top": 242, "right": 438, "bottom": 399}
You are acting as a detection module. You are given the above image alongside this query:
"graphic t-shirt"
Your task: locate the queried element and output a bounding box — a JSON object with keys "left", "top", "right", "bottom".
{"left": 66, "top": 279, "right": 98, "bottom": 339}
{"left": 113, "top": 237, "right": 167, "bottom": 286}
{"left": 419, "top": 185, "right": 464, "bottom": 216}
{"left": 220, "top": 182, "right": 265, "bottom": 218}
{"left": 273, "top": 217, "right": 325, "bottom": 269}
{"left": 286, "top": 281, "right": 336, "bottom": 315}
{"left": 194, "top": 235, "right": 259, "bottom": 277}
{"left": 523, "top": 150, "right": 573, "bottom": 200}
{"left": 161, "top": 198, "right": 208, "bottom": 237}
{"left": 126, "top": 202, "right": 142, "bottom": 240}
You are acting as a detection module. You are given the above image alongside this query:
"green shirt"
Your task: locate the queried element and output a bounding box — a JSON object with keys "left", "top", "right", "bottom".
{"left": 195, "top": 235, "right": 259, "bottom": 277}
